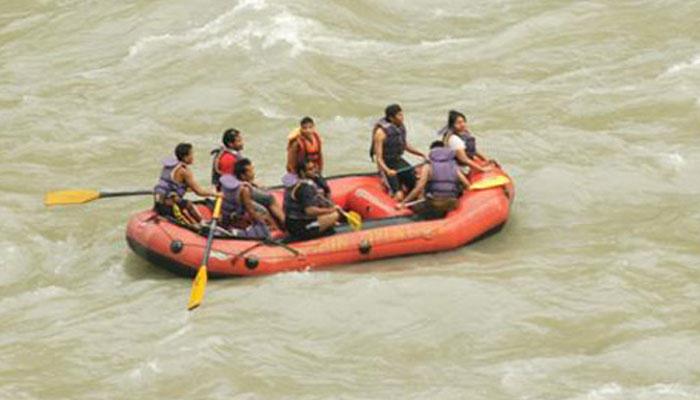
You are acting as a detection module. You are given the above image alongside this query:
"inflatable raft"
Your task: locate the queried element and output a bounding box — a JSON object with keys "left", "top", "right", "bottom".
{"left": 126, "top": 168, "right": 514, "bottom": 278}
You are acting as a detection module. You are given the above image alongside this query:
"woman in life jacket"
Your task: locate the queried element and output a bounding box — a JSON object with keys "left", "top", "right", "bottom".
{"left": 370, "top": 104, "right": 427, "bottom": 201}
{"left": 286, "top": 116, "right": 331, "bottom": 196}
{"left": 153, "top": 143, "right": 219, "bottom": 225}
{"left": 438, "top": 110, "right": 496, "bottom": 173}
{"left": 232, "top": 158, "right": 285, "bottom": 231}
{"left": 398, "top": 141, "right": 471, "bottom": 219}
{"left": 283, "top": 159, "right": 342, "bottom": 241}
{"left": 210, "top": 128, "right": 243, "bottom": 189}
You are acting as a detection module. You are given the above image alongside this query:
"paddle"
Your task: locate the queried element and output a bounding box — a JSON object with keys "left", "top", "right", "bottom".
{"left": 44, "top": 189, "right": 152, "bottom": 206}
{"left": 318, "top": 197, "right": 362, "bottom": 231}
{"left": 341, "top": 209, "right": 363, "bottom": 231}
{"left": 187, "top": 196, "right": 223, "bottom": 311}
{"left": 394, "top": 160, "right": 429, "bottom": 175}
{"left": 469, "top": 175, "right": 511, "bottom": 190}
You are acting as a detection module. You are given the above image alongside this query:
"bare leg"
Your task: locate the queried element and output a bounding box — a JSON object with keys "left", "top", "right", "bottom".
{"left": 392, "top": 190, "right": 405, "bottom": 202}
{"left": 267, "top": 198, "right": 286, "bottom": 228}
{"left": 185, "top": 201, "right": 203, "bottom": 224}
{"left": 318, "top": 211, "right": 340, "bottom": 232}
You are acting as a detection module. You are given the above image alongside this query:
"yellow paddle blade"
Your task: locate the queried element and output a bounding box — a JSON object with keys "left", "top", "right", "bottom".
{"left": 187, "top": 266, "right": 208, "bottom": 311}
{"left": 346, "top": 211, "right": 363, "bottom": 231}
{"left": 44, "top": 190, "right": 100, "bottom": 206}
{"left": 212, "top": 196, "right": 223, "bottom": 219}
{"left": 470, "top": 175, "right": 511, "bottom": 191}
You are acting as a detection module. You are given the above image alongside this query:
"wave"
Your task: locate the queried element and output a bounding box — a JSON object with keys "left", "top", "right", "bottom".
{"left": 660, "top": 54, "right": 700, "bottom": 77}
{"left": 126, "top": 0, "right": 314, "bottom": 59}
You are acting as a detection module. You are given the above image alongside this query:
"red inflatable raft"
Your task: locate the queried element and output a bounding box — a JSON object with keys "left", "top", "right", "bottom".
{"left": 126, "top": 168, "right": 514, "bottom": 277}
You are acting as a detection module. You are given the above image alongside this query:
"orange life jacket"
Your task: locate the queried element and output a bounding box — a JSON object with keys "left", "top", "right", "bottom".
{"left": 288, "top": 130, "right": 323, "bottom": 171}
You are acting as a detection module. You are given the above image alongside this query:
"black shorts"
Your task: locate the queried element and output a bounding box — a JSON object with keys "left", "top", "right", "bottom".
{"left": 285, "top": 218, "right": 333, "bottom": 241}
{"left": 383, "top": 157, "right": 417, "bottom": 194}
{"left": 153, "top": 197, "right": 189, "bottom": 219}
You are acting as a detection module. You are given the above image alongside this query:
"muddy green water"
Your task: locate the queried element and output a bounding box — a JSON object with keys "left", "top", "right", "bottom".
{"left": 1, "top": 1, "right": 699, "bottom": 399}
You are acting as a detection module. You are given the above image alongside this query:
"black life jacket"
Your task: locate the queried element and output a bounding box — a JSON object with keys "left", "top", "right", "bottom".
{"left": 283, "top": 179, "right": 322, "bottom": 220}
{"left": 439, "top": 126, "right": 477, "bottom": 158}
{"left": 369, "top": 118, "right": 407, "bottom": 161}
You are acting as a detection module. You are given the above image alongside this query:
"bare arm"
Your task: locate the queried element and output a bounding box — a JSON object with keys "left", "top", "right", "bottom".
{"left": 454, "top": 148, "right": 490, "bottom": 173}
{"left": 402, "top": 165, "right": 430, "bottom": 204}
{"left": 241, "top": 187, "right": 266, "bottom": 224}
{"left": 286, "top": 142, "right": 298, "bottom": 173}
{"left": 373, "top": 128, "right": 395, "bottom": 176}
{"left": 182, "top": 169, "right": 216, "bottom": 197}
{"left": 405, "top": 142, "right": 427, "bottom": 159}
{"left": 456, "top": 169, "right": 471, "bottom": 189}
{"left": 304, "top": 205, "right": 337, "bottom": 217}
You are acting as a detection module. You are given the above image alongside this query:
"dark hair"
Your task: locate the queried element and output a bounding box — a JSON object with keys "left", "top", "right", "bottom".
{"left": 295, "top": 158, "right": 313, "bottom": 176}
{"left": 448, "top": 110, "right": 466, "bottom": 129}
{"left": 430, "top": 140, "right": 444, "bottom": 149}
{"left": 234, "top": 158, "right": 252, "bottom": 179}
{"left": 385, "top": 104, "right": 402, "bottom": 120}
{"left": 175, "top": 143, "right": 192, "bottom": 161}
{"left": 300, "top": 116, "right": 314, "bottom": 126}
{"left": 222, "top": 128, "right": 240, "bottom": 146}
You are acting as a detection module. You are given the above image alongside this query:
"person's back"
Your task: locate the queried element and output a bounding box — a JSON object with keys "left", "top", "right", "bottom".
{"left": 399, "top": 141, "right": 470, "bottom": 218}
{"left": 424, "top": 146, "right": 461, "bottom": 216}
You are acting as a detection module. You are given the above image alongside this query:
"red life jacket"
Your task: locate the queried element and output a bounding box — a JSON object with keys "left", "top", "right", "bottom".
{"left": 210, "top": 146, "right": 240, "bottom": 186}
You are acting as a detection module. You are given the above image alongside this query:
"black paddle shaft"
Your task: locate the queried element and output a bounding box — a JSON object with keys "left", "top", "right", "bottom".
{"left": 100, "top": 190, "right": 153, "bottom": 198}
{"left": 395, "top": 161, "right": 429, "bottom": 174}
{"left": 201, "top": 219, "right": 219, "bottom": 267}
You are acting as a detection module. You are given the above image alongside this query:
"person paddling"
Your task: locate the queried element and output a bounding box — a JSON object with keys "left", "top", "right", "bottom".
{"left": 370, "top": 104, "right": 427, "bottom": 201}
{"left": 234, "top": 158, "right": 285, "bottom": 230}
{"left": 438, "top": 110, "right": 495, "bottom": 173}
{"left": 153, "top": 143, "right": 218, "bottom": 225}
{"left": 284, "top": 159, "right": 342, "bottom": 240}
{"left": 211, "top": 128, "right": 243, "bottom": 189}
{"left": 398, "top": 141, "right": 470, "bottom": 218}
{"left": 286, "top": 116, "right": 330, "bottom": 196}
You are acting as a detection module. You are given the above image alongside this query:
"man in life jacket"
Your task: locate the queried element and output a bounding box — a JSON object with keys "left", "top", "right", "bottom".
{"left": 286, "top": 116, "right": 330, "bottom": 196}
{"left": 437, "top": 110, "right": 496, "bottom": 173}
{"left": 234, "top": 158, "right": 285, "bottom": 230}
{"left": 218, "top": 174, "right": 272, "bottom": 239}
{"left": 397, "top": 141, "right": 470, "bottom": 218}
{"left": 153, "top": 143, "right": 219, "bottom": 225}
{"left": 370, "top": 104, "right": 427, "bottom": 201}
{"left": 284, "top": 159, "right": 342, "bottom": 240}
{"left": 211, "top": 128, "right": 244, "bottom": 188}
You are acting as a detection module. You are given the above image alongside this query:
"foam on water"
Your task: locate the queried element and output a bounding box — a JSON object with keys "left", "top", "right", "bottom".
{"left": 661, "top": 54, "right": 700, "bottom": 77}
{"left": 571, "top": 382, "right": 699, "bottom": 400}
{"left": 126, "top": 0, "right": 265, "bottom": 58}
{"left": 126, "top": 0, "right": 313, "bottom": 59}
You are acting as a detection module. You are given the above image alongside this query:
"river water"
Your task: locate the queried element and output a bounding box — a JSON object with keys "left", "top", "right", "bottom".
{"left": 1, "top": 0, "right": 699, "bottom": 398}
